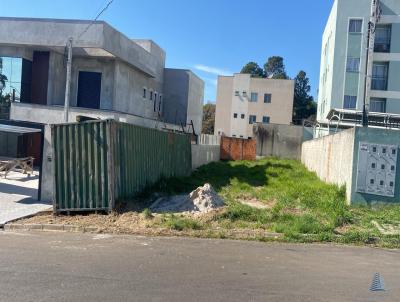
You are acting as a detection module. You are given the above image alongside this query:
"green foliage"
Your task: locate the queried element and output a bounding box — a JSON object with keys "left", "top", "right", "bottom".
{"left": 240, "top": 56, "right": 289, "bottom": 79}
{"left": 293, "top": 70, "right": 316, "bottom": 124}
{"left": 164, "top": 215, "right": 203, "bottom": 231}
{"left": 264, "top": 56, "right": 289, "bottom": 79}
{"left": 202, "top": 102, "right": 216, "bottom": 134}
{"left": 147, "top": 158, "right": 400, "bottom": 247}
{"left": 240, "top": 62, "right": 265, "bottom": 78}
{"left": 142, "top": 208, "right": 153, "bottom": 219}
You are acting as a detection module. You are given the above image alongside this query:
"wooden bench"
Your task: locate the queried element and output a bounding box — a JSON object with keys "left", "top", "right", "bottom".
{"left": 0, "top": 157, "right": 34, "bottom": 179}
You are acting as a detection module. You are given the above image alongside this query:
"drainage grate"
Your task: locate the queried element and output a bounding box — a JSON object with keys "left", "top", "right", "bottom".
{"left": 370, "top": 273, "right": 385, "bottom": 292}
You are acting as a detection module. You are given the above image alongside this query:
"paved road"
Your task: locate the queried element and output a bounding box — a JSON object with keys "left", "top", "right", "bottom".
{"left": 0, "top": 231, "right": 399, "bottom": 302}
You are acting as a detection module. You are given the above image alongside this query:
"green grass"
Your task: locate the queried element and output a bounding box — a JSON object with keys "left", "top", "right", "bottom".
{"left": 147, "top": 158, "right": 400, "bottom": 248}
{"left": 163, "top": 214, "right": 203, "bottom": 231}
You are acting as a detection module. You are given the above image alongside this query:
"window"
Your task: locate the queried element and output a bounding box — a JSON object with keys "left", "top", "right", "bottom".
{"left": 242, "top": 91, "right": 247, "bottom": 97}
{"left": 375, "top": 25, "right": 391, "bottom": 53}
{"left": 143, "top": 88, "right": 147, "bottom": 98}
{"left": 346, "top": 57, "right": 360, "bottom": 72}
{"left": 370, "top": 98, "right": 386, "bottom": 113}
{"left": 154, "top": 93, "right": 157, "bottom": 111}
{"left": 0, "top": 57, "right": 25, "bottom": 101}
{"left": 233, "top": 113, "right": 238, "bottom": 118}
{"left": 158, "top": 95, "right": 162, "bottom": 112}
{"left": 249, "top": 115, "right": 257, "bottom": 124}
{"left": 241, "top": 114, "right": 245, "bottom": 119}
{"left": 250, "top": 92, "right": 258, "bottom": 102}
{"left": 77, "top": 71, "right": 102, "bottom": 109}
{"left": 262, "top": 116, "right": 270, "bottom": 124}
{"left": 372, "top": 63, "right": 388, "bottom": 91}
{"left": 235, "top": 91, "right": 240, "bottom": 96}
{"left": 150, "top": 91, "right": 153, "bottom": 101}
{"left": 264, "top": 93, "right": 272, "bottom": 103}
{"left": 349, "top": 19, "right": 363, "bottom": 33}
{"left": 344, "top": 95, "right": 357, "bottom": 109}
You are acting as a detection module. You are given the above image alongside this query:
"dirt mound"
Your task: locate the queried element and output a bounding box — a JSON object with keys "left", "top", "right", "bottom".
{"left": 150, "top": 184, "right": 224, "bottom": 213}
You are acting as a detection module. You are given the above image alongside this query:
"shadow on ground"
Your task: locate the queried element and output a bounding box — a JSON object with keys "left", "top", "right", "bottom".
{"left": 121, "top": 160, "right": 293, "bottom": 212}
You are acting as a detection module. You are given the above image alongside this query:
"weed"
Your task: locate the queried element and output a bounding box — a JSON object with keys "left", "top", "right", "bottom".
{"left": 164, "top": 215, "right": 203, "bottom": 231}
{"left": 142, "top": 208, "right": 153, "bottom": 219}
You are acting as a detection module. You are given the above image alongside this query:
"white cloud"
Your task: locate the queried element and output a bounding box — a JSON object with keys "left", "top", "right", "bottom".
{"left": 194, "top": 64, "right": 233, "bottom": 76}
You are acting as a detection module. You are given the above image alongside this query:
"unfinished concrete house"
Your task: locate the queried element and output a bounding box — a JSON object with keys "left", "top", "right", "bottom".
{"left": 0, "top": 17, "right": 204, "bottom": 203}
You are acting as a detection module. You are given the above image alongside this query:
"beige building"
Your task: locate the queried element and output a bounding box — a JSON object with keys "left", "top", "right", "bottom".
{"left": 214, "top": 73, "right": 295, "bottom": 138}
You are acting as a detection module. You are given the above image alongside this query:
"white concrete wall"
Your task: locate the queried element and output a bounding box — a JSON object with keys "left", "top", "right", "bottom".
{"left": 301, "top": 128, "right": 356, "bottom": 202}
{"left": 191, "top": 144, "right": 220, "bottom": 170}
{"left": 255, "top": 124, "right": 306, "bottom": 160}
{"left": 40, "top": 125, "right": 53, "bottom": 202}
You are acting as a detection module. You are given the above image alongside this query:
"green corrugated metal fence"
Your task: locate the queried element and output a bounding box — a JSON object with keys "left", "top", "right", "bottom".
{"left": 52, "top": 120, "right": 191, "bottom": 213}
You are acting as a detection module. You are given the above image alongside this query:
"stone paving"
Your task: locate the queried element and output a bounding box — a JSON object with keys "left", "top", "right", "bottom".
{"left": 0, "top": 171, "right": 51, "bottom": 226}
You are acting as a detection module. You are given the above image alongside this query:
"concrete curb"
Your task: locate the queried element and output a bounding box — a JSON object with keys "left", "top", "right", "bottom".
{"left": 4, "top": 223, "right": 99, "bottom": 233}
{"left": 3, "top": 223, "right": 283, "bottom": 240}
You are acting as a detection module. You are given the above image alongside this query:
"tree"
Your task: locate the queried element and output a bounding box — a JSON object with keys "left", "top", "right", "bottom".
{"left": 240, "top": 62, "right": 264, "bottom": 78}
{"left": 202, "top": 102, "right": 216, "bottom": 134}
{"left": 264, "top": 56, "right": 289, "bottom": 79}
{"left": 293, "top": 70, "right": 316, "bottom": 124}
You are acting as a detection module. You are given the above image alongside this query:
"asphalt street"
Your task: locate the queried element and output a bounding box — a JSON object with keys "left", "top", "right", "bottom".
{"left": 0, "top": 230, "right": 399, "bottom": 302}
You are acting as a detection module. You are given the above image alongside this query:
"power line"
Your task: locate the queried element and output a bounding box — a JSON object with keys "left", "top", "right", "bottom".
{"left": 77, "top": 0, "right": 115, "bottom": 40}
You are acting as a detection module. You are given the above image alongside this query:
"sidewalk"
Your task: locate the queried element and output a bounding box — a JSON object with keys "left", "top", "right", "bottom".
{"left": 0, "top": 171, "right": 51, "bottom": 226}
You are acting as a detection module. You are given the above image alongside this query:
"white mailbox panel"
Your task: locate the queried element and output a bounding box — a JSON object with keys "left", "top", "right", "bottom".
{"left": 356, "top": 142, "right": 398, "bottom": 197}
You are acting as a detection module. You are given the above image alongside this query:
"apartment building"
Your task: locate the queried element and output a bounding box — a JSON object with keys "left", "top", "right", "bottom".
{"left": 214, "top": 73, "right": 294, "bottom": 138}
{"left": 317, "top": 0, "right": 400, "bottom": 124}
{"left": 0, "top": 17, "right": 204, "bottom": 133}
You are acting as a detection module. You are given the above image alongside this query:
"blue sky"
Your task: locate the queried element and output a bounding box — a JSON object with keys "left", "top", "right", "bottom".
{"left": 3, "top": 0, "right": 334, "bottom": 103}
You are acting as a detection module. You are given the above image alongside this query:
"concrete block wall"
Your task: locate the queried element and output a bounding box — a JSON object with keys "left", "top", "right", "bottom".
{"left": 301, "top": 128, "right": 356, "bottom": 202}
{"left": 254, "top": 124, "right": 310, "bottom": 160}
{"left": 302, "top": 127, "right": 400, "bottom": 204}
{"left": 191, "top": 144, "right": 220, "bottom": 170}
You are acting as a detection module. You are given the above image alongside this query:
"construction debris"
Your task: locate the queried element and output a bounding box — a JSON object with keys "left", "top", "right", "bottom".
{"left": 150, "top": 184, "right": 224, "bottom": 213}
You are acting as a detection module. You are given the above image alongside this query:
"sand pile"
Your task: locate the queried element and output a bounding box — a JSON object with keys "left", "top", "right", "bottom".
{"left": 150, "top": 184, "right": 224, "bottom": 213}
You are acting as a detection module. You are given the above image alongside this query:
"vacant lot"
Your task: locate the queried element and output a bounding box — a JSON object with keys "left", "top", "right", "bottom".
{"left": 20, "top": 158, "right": 400, "bottom": 248}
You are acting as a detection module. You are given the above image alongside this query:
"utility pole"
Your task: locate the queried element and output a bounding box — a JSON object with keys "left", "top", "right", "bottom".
{"left": 64, "top": 37, "right": 73, "bottom": 123}
{"left": 362, "top": 0, "right": 381, "bottom": 127}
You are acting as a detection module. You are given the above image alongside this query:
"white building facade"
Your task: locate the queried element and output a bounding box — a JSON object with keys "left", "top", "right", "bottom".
{"left": 215, "top": 73, "right": 294, "bottom": 138}
{"left": 317, "top": 0, "right": 400, "bottom": 124}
